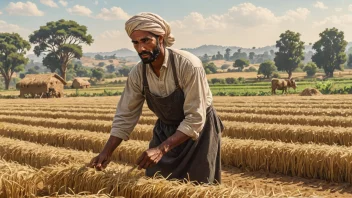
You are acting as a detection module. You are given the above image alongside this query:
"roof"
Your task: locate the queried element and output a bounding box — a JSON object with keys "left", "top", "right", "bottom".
{"left": 72, "top": 78, "right": 90, "bottom": 86}
{"left": 17, "top": 73, "right": 67, "bottom": 86}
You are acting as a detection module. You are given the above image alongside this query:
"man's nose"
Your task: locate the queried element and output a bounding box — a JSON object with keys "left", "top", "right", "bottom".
{"left": 136, "top": 44, "right": 146, "bottom": 53}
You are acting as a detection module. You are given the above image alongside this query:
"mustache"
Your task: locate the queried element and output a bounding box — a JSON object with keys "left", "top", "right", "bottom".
{"left": 139, "top": 51, "right": 153, "bottom": 56}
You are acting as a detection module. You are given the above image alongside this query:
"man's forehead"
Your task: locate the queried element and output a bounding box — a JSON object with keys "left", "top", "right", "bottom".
{"left": 130, "top": 30, "right": 154, "bottom": 40}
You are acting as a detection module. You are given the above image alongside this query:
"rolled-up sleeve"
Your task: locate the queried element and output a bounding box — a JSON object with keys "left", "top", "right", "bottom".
{"left": 110, "top": 65, "right": 145, "bottom": 140}
{"left": 177, "top": 61, "right": 208, "bottom": 140}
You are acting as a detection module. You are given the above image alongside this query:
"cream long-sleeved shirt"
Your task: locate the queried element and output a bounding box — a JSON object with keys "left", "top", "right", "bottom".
{"left": 110, "top": 47, "right": 213, "bottom": 141}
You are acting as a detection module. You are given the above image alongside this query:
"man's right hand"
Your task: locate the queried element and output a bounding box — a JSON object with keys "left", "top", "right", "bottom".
{"left": 87, "top": 152, "right": 111, "bottom": 171}
{"left": 86, "top": 135, "right": 123, "bottom": 171}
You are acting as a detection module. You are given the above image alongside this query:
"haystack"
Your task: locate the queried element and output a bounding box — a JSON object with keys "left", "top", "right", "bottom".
{"left": 299, "top": 88, "right": 322, "bottom": 96}
{"left": 16, "top": 73, "right": 67, "bottom": 98}
{"left": 71, "top": 78, "right": 90, "bottom": 89}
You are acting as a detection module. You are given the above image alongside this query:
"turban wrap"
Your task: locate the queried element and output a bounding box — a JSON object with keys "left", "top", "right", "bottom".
{"left": 125, "top": 12, "right": 175, "bottom": 47}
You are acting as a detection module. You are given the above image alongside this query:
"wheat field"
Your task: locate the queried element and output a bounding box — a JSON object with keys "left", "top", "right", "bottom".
{"left": 1, "top": 95, "right": 352, "bottom": 197}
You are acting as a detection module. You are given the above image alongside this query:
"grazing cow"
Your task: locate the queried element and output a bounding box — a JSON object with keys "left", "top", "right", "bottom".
{"left": 271, "top": 78, "right": 297, "bottom": 94}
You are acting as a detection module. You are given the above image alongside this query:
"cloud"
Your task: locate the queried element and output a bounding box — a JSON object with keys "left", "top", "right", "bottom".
{"left": 40, "top": 0, "right": 58, "bottom": 8}
{"left": 95, "top": 1, "right": 98, "bottom": 5}
{"left": 335, "top": 8, "right": 343, "bottom": 12}
{"left": 96, "top": 7, "right": 129, "bottom": 20}
{"left": 0, "top": 20, "right": 32, "bottom": 40}
{"left": 6, "top": 1, "right": 44, "bottom": 16}
{"left": 100, "top": 30, "right": 121, "bottom": 39}
{"left": 67, "top": 5, "right": 92, "bottom": 16}
{"left": 59, "top": 0, "right": 68, "bottom": 7}
{"left": 284, "top": 8, "right": 310, "bottom": 21}
{"left": 349, "top": 5, "right": 352, "bottom": 12}
{"left": 313, "top": 14, "right": 352, "bottom": 27}
{"left": 0, "top": 11, "right": 2, "bottom": 15}
{"left": 313, "top": 1, "right": 328, "bottom": 10}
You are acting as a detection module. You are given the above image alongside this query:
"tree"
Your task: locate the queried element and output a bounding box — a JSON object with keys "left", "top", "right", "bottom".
{"left": 118, "top": 66, "right": 131, "bottom": 77}
{"left": 221, "top": 64, "right": 230, "bottom": 70}
{"left": 0, "top": 33, "right": 30, "bottom": 89}
{"left": 203, "top": 62, "right": 217, "bottom": 74}
{"left": 303, "top": 62, "right": 318, "bottom": 77}
{"left": 26, "top": 67, "right": 39, "bottom": 74}
{"left": 91, "top": 68, "right": 104, "bottom": 80}
{"left": 29, "top": 19, "right": 93, "bottom": 81}
{"left": 98, "top": 62, "right": 105, "bottom": 67}
{"left": 258, "top": 60, "right": 277, "bottom": 78}
{"left": 249, "top": 52, "right": 255, "bottom": 63}
{"left": 312, "top": 27, "right": 347, "bottom": 77}
{"left": 216, "top": 51, "right": 224, "bottom": 60}
{"left": 224, "top": 48, "right": 231, "bottom": 61}
{"left": 106, "top": 64, "right": 116, "bottom": 73}
{"left": 347, "top": 54, "right": 352, "bottom": 68}
{"left": 95, "top": 54, "right": 104, "bottom": 60}
{"left": 274, "top": 30, "right": 305, "bottom": 79}
{"left": 234, "top": 59, "right": 249, "bottom": 72}
{"left": 202, "top": 54, "right": 210, "bottom": 62}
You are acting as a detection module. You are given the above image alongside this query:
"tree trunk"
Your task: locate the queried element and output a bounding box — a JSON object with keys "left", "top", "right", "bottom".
{"left": 61, "top": 63, "right": 67, "bottom": 81}
{"left": 288, "top": 71, "right": 292, "bottom": 79}
{"left": 4, "top": 76, "right": 10, "bottom": 90}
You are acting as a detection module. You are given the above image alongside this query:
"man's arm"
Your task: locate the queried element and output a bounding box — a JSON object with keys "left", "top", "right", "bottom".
{"left": 88, "top": 65, "right": 145, "bottom": 170}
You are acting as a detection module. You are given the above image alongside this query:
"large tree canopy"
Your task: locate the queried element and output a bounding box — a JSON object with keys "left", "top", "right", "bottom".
{"left": 29, "top": 19, "right": 93, "bottom": 81}
{"left": 312, "top": 27, "right": 347, "bottom": 77}
{"left": 0, "top": 33, "right": 30, "bottom": 90}
{"left": 274, "top": 30, "right": 305, "bottom": 79}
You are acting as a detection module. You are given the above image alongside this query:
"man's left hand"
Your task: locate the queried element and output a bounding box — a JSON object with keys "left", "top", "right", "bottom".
{"left": 136, "top": 146, "right": 164, "bottom": 170}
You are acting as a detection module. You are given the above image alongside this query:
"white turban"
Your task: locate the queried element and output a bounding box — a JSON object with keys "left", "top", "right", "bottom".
{"left": 125, "top": 12, "right": 175, "bottom": 47}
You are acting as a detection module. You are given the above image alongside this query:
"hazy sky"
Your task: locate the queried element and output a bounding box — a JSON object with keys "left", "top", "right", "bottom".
{"left": 1, "top": 0, "right": 352, "bottom": 53}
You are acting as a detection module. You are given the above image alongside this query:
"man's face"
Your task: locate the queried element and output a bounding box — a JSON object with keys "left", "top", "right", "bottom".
{"left": 130, "top": 30, "right": 162, "bottom": 64}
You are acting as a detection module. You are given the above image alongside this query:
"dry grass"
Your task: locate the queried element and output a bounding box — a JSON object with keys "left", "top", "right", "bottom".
{"left": 0, "top": 159, "right": 39, "bottom": 198}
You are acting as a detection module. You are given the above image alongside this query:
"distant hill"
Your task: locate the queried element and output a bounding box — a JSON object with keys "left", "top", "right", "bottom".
{"left": 83, "top": 48, "right": 137, "bottom": 58}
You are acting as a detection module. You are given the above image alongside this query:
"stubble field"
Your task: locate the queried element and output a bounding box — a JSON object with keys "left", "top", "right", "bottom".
{"left": 1, "top": 95, "right": 352, "bottom": 197}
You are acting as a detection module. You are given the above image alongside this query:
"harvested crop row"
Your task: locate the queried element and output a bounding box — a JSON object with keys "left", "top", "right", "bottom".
{"left": 5, "top": 102, "right": 352, "bottom": 110}
{"left": 219, "top": 112, "right": 352, "bottom": 127}
{"left": 0, "top": 136, "right": 96, "bottom": 169}
{"left": 0, "top": 115, "right": 155, "bottom": 138}
{"left": 40, "top": 163, "right": 273, "bottom": 198}
{"left": 3, "top": 110, "right": 351, "bottom": 127}
{"left": 4, "top": 120, "right": 352, "bottom": 147}
{"left": 2, "top": 123, "right": 352, "bottom": 184}
{"left": 0, "top": 122, "right": 148, "bottom": 164}
{"left": 0, "top": 159, "right": 39, "bottom": 198}
{"left": 222, "top": 121, "right": 352, "bottom": 146}
{"left": 0, "top": 110, "right": 154, "bottom": 122}
{"left": 3, "top": 104, "right": 352, "bottom": 117}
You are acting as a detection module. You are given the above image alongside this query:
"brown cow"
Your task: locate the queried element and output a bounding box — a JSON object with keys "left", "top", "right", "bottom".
{"left": 271, "top": 78, "right": 297, "bottom": 94}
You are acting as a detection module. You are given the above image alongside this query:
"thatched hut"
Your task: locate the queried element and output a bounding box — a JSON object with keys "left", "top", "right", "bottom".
{"left": 16, "top": 73, "right": 67, "bottom": 98}
{"left": 71, "top": 78, "right": 90, "bottom": 89}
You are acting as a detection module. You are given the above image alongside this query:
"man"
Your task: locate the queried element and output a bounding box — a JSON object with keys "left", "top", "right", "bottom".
{"left": 88, "top": 12, "right": 224, "bottom": 184}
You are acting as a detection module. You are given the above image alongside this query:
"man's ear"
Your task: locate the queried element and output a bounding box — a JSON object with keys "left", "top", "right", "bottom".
{"left": 158, "top": 35, "right": 164, "bottom": 48}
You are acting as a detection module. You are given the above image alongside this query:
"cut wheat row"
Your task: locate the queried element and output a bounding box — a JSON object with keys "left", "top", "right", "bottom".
{"left": 2, "top": 125, "right": 352, "bottom": 184}
{"left": 2, "top": 105, "right": 352, "bottom": 117}
{"left": 2, "top": 115, "right": 352, "bottom": 146}
{"left": 0, "top": 137, "right": 284, "bottom": 197}
{"left": 11, "top": 103, "right": 352, "bottom": 110}
{"left": 3, "top": 110, "right": 352, "bottom": 127}
{"left": 0, "top": 159, "right": 39, "bottom": 198}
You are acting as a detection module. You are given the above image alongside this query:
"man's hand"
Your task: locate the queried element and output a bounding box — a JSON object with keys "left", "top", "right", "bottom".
{"left": 86, "top": 135, "right": 123, "bottom": 171}
{"left": 136, "top": 130, "right": 190, "bottom": 170}
{"left": 87, "top": 152, "right": 111, "bottom": 171}
{"left": 136, "top": 146, "right": 164, "bottom": 170}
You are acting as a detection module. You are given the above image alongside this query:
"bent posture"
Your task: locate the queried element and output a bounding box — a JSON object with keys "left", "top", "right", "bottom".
{"left": 88, "top": 12, "right": 224, "bottom": 184}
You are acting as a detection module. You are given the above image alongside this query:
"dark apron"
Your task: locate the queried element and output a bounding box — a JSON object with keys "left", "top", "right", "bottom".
{"left": 143, "top": 49, "right": 224, "bottom": 184}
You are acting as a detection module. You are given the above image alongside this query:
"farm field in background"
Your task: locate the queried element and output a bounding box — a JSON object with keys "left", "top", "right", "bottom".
{"left": 1, "top": 95, "right": 352, "bottom": 197}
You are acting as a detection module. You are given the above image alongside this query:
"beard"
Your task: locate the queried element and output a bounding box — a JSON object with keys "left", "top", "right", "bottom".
{"left": 138, "top": 40, "right": 161, "bottom": 64}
